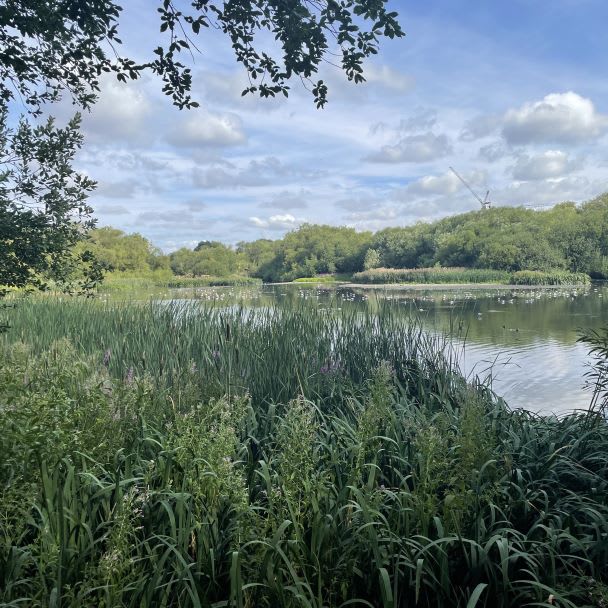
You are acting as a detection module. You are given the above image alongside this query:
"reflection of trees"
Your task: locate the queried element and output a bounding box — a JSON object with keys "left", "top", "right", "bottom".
{"left": 348, "top": 286, "right": 606, "bottom": 347}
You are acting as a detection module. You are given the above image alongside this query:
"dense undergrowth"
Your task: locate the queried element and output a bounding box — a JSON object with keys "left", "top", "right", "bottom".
{"left": 1, "top": 299, "right": 607, "bottom": 607}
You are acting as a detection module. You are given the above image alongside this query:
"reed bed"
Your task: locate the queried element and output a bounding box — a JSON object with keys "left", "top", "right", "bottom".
{"left": 99, "top": 275, "right": 262, "bottom": 292}
{"left": 352, "top": 267, "right": 511, "bottom": 285}
{"left": 352, "top": 267, "right": 590, "bottom": 286}
{"left": 510, "top": 270, "right": 590, "bottom": 286}
{"left": 1, "top": 297, "right": 607, "bottom": 607}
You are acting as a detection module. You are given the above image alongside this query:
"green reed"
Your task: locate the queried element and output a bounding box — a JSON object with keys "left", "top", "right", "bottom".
{"left": 352, "top": 267, "right": 511, "bottom": 284}
{"left": 0, "top": 297, "right": 607, "bottom": 607}
{"left": 352, "top": 267, "right": 590, "bottom": 286}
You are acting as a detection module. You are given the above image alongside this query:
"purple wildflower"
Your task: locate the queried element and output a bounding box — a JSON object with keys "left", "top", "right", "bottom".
{"left": 320, "top": 360, "right": 342, "bottom": 375}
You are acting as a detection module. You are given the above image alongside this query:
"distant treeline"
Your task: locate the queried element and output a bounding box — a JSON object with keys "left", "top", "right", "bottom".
{"left": 84, "top": 193, "right": 608, "bottom": 282}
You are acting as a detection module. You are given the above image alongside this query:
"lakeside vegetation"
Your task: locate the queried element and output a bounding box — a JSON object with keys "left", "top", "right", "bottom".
{"left": 78, "top": 194, "right": 608, "bottom": 288}
{"left": 352, "top": 267, "right": 590, "bottom": 286}
{"left": 1, "top": 298, "right": 608, "bottom": 607}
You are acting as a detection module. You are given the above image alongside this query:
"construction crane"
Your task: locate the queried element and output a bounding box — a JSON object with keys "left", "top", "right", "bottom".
{"left": 449, "top": 166, "right": 492, "bottom": 210}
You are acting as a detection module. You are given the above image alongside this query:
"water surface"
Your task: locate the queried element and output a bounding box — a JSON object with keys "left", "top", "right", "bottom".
{"left": 142, "top": 282, "right": 608, "bottom": 413}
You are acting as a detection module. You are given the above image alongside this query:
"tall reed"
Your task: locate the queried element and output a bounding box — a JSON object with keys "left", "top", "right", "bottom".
{"left": 1, "top": 298, "right": 607, "bottom": 607}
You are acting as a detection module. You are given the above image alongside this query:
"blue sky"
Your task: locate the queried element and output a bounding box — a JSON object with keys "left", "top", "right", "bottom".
{"left": 67, "top": 0, "right": 608, "bottom": 251}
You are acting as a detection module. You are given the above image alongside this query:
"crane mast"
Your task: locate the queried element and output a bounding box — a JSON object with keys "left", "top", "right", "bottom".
{"left": 449, "top": 166, "right": 491, "bottom": 210}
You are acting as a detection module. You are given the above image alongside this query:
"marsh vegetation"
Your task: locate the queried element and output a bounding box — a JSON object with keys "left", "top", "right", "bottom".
{"left": 1, "top": 298, "right": 608, "bottom": 607}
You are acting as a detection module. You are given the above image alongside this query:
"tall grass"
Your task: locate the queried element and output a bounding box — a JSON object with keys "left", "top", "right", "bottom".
{"left": 99, "top": 274, "right": 262, "bottom": 292}
{"left": 1, "top": 298, "right": 607, "bottom": 607}
{"left": 510, "top": 270, "right": 590, "bottom": 286}
{"left": 352, "top": 267, "right": 590, "bottom": 286}
{"left": 352, "top": 267, "right": 511, "bottom": 284}
{"left": 1, "top": 297, "right": 461, "bottom": 405}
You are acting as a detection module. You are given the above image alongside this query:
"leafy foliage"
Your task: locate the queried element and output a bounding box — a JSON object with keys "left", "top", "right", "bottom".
{"left": 1, "top": 299, "right": 607, "bottom": 606}
{"left": 153, "top": 0, "right": 405, "bottom": 108}
{"left": 235, "top": 195, "right": 608, "bottom": 282}
{"left": 0, "top": 112, "right": 101, "bottom": 292}
{"left": 0, "top": 1, "right": 403, "bottom": 291}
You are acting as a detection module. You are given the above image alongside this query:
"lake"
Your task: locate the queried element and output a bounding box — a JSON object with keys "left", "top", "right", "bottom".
{"left": 152, "top": 281, "right": 608, "bottom": 413}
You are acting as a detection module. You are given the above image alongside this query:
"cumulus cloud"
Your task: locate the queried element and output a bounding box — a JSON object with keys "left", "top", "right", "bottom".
{"left": 495, "top": 175, "right": 592, "bottom": 206}
{"left": 502, "top": 92, "right": 608, "bottom": 145}
{"left": 166, "top": 111, "right": 246, "bottom": 148}
{"left": 511, "top": 150, "right": 580, "bottom": 181}
{"left": 367, "top": 132, "right": 453, "bottom": 163}
{"left": 81, "top": 76, "right": 153, "bottom": 143}
{"left": 406, "top": 172, "right": 462, "bottom": 196}
{"left": 459, "top": 92, "right": 608, "bottom": 147}
{"left": 249, "top": 214, "right": 304, "bottom": 231}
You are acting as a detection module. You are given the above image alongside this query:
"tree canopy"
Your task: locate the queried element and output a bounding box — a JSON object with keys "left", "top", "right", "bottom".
{"left": 92, "top": 193, "right": 608, "bottom": 284}
{"left": 0, "top": 0, "right": 404, "bottom": 291}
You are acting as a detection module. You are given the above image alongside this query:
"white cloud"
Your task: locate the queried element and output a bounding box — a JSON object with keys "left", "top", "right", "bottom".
{"left": 166, "top": 111, "right": 246, "bottom": 148}
{"left": 363, "top": 64, "right": 415, "bottom": 93}
{"left": 249, "top": 214, "right": 304, "bottom": 231}
{"left": 81, "top": 76, "right": 153, "bottom": 143}
{"left": 502, "top": 92, "right": 608, "bottom": 144}
{"left": 495, "top": 175, "right": 592, "bottom": 206}
{"left": 511, "top": 150, "right": 579, "bottom": 181}
{"left": 367, "top": 132, "right": 453, "bottom": 163}
{"left": 406, "top": 172, "right": 462, "bottom": 196}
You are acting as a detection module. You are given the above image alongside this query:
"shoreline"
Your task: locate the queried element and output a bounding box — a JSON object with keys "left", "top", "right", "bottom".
{"left": 331, "top": 282, "right": 589, "bottom": 291}
{"left": 276, "top": 281, "right": 593, "bottom": 291}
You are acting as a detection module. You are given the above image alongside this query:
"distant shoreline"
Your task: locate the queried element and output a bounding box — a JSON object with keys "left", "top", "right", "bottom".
{"left": 332, "top": 282, "right": 589, "bottom": 291}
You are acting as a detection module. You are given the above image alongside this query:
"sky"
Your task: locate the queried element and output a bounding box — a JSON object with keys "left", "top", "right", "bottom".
{"left": 63, "top": 0, "right": 608, "bottom": 252}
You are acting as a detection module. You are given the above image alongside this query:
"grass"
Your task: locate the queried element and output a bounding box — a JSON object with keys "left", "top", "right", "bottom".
{"left": 293, "top": 274, "right": 352, "bottom": 283}
{"left": 352, "top": 267, "right": 590, "bottom": 286}
{"left": 352, "top": 267, "right": 511, "bottom": 284}
{"left": 98, "top": 274, "right": 261, "bottom": 292}
{"left": 1, "top": 297, "right": 607, "bottom": 607}
{"left": 510, "top": 270, "right": 590, "bottom": 286}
